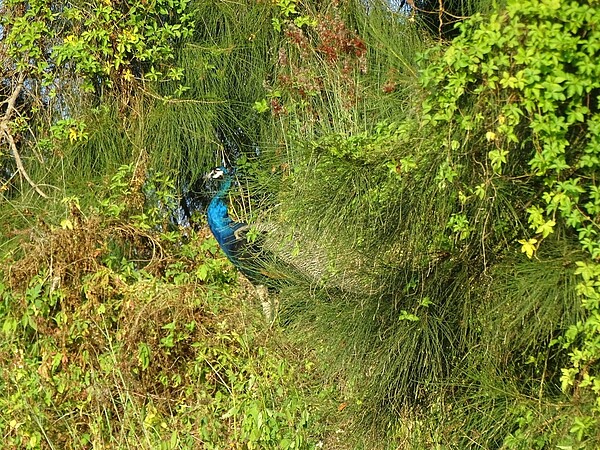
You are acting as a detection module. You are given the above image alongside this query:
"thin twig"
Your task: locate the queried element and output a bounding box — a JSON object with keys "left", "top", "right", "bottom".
{"left": 0, "top": 123, "right": 48, "bottom": 198}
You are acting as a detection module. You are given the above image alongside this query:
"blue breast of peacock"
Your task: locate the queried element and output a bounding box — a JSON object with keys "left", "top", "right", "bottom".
{"left": 206, "top": 168, "right": 247, "bottom": 264}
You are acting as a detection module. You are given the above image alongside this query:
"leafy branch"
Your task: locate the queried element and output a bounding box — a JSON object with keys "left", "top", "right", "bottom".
{"left": 420, "top": 0, "right": 600, "bottom": 443}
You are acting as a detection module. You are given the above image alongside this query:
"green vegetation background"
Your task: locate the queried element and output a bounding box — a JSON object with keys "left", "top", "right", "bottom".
{"left": 1, "top": 0, "right": 599, "bottom": 448}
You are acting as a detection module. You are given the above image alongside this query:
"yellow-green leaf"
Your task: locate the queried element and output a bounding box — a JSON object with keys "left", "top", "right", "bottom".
{"left": 518, "top": 238, "right": 538, "bottom": 258}
{"left": 485, "top": 131, "right": 496, "bottom": 141}
{"left": 536, "top": 219, "right": 556, "bottom": 238}
{"left": 60, "top": 218, "right": 73, "bottom": 230}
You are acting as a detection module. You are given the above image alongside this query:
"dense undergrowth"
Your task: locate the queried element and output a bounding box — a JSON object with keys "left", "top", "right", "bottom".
{"left": 247, "top": 0, "right": 600, "bottom": 447}
{"left": 0, "top": 167, "right": 338, "bottom": 449}
{"left": 2, "top": 0, "right": 600, "bottom": 448}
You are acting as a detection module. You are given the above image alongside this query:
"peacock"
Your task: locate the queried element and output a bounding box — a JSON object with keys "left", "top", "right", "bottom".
{"left": 206, "top": 167, "right": 243, "bottom": 256}
{"left": 206, "top": 166, "right": 255, "bottom": 277}
{"left": 206, "top": 165, "right": 374, "bottom": 294}
{"left": 207, "top": 165, "right": 323, "bottom": 288}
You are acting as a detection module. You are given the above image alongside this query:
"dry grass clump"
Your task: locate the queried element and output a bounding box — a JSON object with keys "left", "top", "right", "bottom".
{"left": 6, "top": 215, "right": 105, "bottom": 291}
{"left": 1, "top": 199, "right": 318, "bottom": 448}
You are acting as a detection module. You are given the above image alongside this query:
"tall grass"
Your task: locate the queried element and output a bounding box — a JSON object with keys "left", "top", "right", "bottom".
{"left": 238, "top": 0, "right": 587, "bottom": 446}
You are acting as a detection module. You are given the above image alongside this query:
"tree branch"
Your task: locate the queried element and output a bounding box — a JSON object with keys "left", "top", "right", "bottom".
{"left": 0, "top": 72, "right": 48, "bottom": 198}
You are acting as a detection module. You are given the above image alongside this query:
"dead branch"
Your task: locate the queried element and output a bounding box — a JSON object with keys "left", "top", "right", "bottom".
{"left": 0, "top": 72, "right": 48, "bottom": 198}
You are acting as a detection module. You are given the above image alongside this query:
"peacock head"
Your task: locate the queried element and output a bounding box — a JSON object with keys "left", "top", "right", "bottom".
{"left": 207, "top": 166, "right": 229, "bottom": 180}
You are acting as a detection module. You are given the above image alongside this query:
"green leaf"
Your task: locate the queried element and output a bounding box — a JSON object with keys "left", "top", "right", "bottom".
{"left": 253, "top": 99, "right": 269, "bottom": 114}
{"left": 272, "top": 17, "right": 282, "bottom": 32}
{"left": 399, "top": 310, "right": 420, "bottom": 322}
{"left": 420, "top": 297, "right": 433, "bottom": 307}
{"left": 536, "top": 219, "right": 555, "bottom": 238}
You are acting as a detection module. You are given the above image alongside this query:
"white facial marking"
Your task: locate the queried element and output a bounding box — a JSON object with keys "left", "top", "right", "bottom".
{"left": 210, "top": 168, "right": 224, "bottom": 179}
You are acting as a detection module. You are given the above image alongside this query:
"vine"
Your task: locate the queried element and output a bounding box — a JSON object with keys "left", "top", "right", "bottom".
{"left": 420, "top": 0, "right": 600, "bottom": 444}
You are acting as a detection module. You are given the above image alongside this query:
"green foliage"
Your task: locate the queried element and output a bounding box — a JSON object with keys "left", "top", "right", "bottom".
{"left": 3, "top": 0, "right": 194, "bottom": 90}
{"left": 0, "top": 0, "right": 196, "bottom": 199}
{"left": 5, "top": 0, "right": 599, "bottom": 447}
{"left": 418, "top": 0, "right": 600, "bottom": 445}
{"left": 223, "top": 0, "right": 600, "bottom": 447}
{"left": 0, "top": 166, "right": 332, "bottom": 449}
{"left": 420, "top": 0, "right": 600, "bottom": 256}
{"left": 272, "top": 0, "right": 316, "bottom": 32}
{"left": 54, "top": 0, "right": 194, "bottom": 87}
